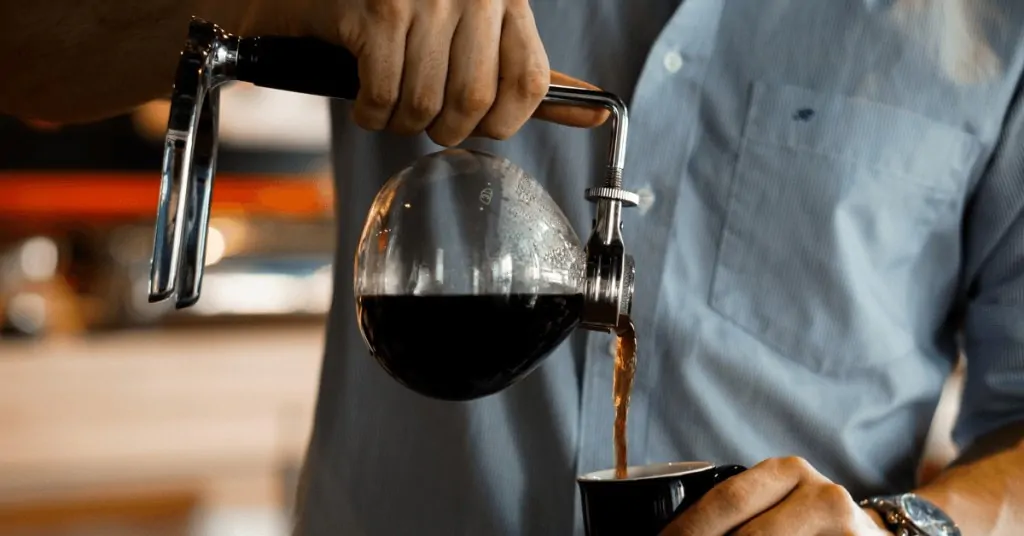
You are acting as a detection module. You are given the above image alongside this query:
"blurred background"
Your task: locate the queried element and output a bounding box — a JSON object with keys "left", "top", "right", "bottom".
{"left": 0, "top": 81, "right": 967, "bottom": 536}
{"left": 0, "top": 83, "right": 334, "bottom": 536}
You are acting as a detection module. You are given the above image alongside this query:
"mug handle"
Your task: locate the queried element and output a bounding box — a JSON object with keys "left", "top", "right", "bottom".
{"left": 667, "top": 464, "right": 748, "bottom": 525}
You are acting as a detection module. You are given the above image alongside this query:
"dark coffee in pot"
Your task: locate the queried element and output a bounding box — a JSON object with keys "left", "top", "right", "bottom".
{"left": 357, "top": 293, "right": 583, "bottom": 401}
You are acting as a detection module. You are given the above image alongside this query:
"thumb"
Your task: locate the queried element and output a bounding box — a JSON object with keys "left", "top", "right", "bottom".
{"left": 532, "top": 71, "right": 611, "bottom": 129}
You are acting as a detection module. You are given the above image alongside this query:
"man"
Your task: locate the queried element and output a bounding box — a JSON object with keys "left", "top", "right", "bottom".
{"left": 2, "top": 1, "right": 1023, "bottom": 534}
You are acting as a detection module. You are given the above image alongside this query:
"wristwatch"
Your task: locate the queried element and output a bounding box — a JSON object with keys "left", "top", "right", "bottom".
{"left": 859, "top": 493, "right": 961, "bottom": 536}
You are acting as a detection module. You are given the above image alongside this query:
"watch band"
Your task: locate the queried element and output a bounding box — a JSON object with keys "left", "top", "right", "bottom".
{"left": 860, "top": 495, "right": 918, "bottom": 536}
{"left": 859, "top": 493, "right": 961, "bottom": 536}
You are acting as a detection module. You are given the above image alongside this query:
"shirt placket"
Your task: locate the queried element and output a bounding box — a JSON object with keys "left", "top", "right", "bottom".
{"left": 572, "top": 1, "right": 724, "bottom": 533}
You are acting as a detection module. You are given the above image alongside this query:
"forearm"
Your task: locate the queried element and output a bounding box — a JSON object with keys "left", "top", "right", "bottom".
{"left": 0, "top": 1, "right": 246, "bottom": 123}
{"left": 915, "top": 423, "right": 1024, "bottom": 536}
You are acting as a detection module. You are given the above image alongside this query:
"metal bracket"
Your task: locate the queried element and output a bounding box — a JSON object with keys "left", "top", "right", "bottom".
{"left": 544, "top": 87, "right": 637, "bottom": 332}
{"left": 148, "top": 19, "right": 238, "bottom": 308}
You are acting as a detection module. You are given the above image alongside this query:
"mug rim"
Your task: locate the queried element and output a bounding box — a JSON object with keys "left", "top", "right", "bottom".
{"left": 577, "top": 461, "right": 715, "bottom": 482}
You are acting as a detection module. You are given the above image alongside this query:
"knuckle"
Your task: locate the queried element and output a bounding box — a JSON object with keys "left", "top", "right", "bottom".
{"left": 514, "top": 67, "right": 550, "bottom": 100}
{"left": 816, "top": 483, "right": 856, "bottom": 516}
{"left": 366, "top": 0, "right": 409, "bottom": 23}
{"left": 407, "top": 91, "right": 443, "bottom": 122}
{"left": 778, "top": 456, "right": 814, "bottom": 475}
{"left": 364, "top": 85, "right": 399, "bottom": 110}
{"left": 455, "top": 84, "right": 497, "bottom": 115}
{"left": 820, "top": 482, "right": 852, "bottom": 502}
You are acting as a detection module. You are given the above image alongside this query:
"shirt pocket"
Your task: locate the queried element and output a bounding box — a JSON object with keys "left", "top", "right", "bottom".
{"left": 709, "top": 81, "right": 979, "bottom": 376}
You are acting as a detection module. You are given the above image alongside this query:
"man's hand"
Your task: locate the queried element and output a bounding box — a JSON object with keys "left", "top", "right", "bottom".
{"left": 661, "top": 457, "right": 893, "bottom": 536}
{"left": 247, "top": 0, "right": 606, "bottom": 147}
{"left": 339, "top": 0, "right": 549, "bottom": 146}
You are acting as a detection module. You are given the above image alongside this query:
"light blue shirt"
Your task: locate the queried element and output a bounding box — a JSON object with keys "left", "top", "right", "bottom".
{"left": 298, "top": 1, "right": 1024, "bottom": 534}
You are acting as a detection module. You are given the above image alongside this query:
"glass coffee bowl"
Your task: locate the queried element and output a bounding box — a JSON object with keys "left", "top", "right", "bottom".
{"left": 353, "top": 149, "right": 590, "bottom": 400}
{"left": 148, "top": 18, "right": 638, "bottom": 401}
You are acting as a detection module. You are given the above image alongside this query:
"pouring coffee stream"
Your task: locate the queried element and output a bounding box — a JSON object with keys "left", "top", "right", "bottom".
{"left": 148, "top": 18, "right": 641, "bottom": 474}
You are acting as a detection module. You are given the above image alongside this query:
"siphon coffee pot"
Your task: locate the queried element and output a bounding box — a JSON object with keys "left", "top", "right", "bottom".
{"left": 148, "top": 18, "right": 639, "bottom": 400}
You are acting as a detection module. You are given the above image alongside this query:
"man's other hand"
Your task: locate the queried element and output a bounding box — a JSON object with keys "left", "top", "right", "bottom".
{"left": 661, "top": 457, "right": 893, "bottom": 536}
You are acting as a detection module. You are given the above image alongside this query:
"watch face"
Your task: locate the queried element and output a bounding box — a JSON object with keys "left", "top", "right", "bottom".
{"left": 898, "top": 494, "right": 959, "bottom": 536}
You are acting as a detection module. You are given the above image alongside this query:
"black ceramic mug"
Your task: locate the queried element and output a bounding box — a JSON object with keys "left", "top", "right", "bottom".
{"left": 577, "top": 461, "right": 747, "bottom": 536}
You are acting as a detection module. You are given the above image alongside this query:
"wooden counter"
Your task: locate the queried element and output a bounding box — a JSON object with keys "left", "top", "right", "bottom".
{"left": 0, "top": 322, "right": 325, "bottom": 532}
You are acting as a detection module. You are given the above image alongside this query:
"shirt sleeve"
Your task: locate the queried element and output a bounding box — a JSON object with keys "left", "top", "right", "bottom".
{"left": 954, "top": 79, "right": 1024, "bottom": 450}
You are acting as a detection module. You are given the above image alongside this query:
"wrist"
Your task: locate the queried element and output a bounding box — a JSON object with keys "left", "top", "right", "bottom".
{"left": 861, "top": 506, "right": 892, "bottom": 533}
{"left": 914, "top": 487, "right": 954, "bottom": 516}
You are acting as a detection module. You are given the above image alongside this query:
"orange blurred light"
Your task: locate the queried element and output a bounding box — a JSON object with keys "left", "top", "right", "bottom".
{"left": 0, "top": 171, "right": 334, "bottom": 222}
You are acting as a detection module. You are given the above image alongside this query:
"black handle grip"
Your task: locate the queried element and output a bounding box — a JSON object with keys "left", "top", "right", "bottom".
{"left": 235, "top": 36, "right": 360, "bottom": 100}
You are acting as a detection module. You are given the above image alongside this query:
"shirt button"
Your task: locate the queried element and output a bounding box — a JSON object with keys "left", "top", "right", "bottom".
{"left": 663, "top": 51, "right": 684, "bottom": 73}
